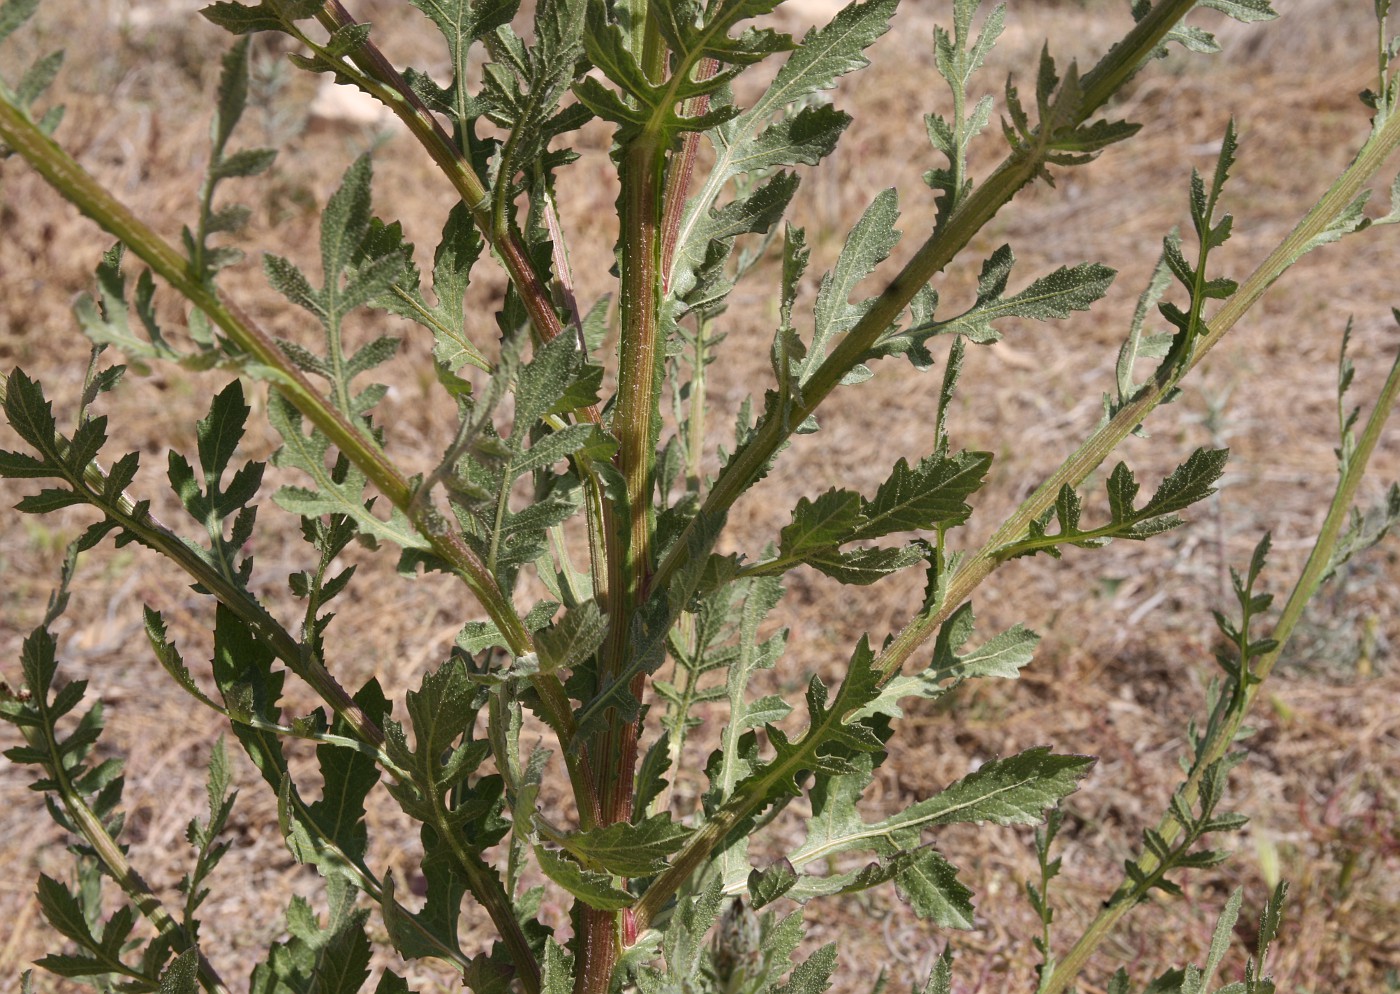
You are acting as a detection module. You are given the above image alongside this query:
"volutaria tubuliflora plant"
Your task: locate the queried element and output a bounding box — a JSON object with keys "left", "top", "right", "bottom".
{"left": 2, "top": 0, "right": 1400, "bottom": 991}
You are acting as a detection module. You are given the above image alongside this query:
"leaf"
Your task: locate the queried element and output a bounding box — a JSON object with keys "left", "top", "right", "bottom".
{"left": 771, "top": 942, "right": 838, "bottom": 994}
{"left": 392, "top": 655, "right": 485, "bottom": 784}
{"left": 748, "top": 859, "right": 798, "bottom": 909}
{"left": 750, "top": 0, "right": 898, "bottom": 122}
{"left": 721, "top": 636, "right": 887, "bottom": 856}
{"left": 157, "top": 949, "right": 200, "bottom": 994}
{"left": 305, "top": 681, "right": 388, "bottom": 865}
{"left": 1138, "top": 447, "right": 1230, "bottom": 519}
{"left": 559, "top": 814, "right": 690, "bottom": 876}
{"left": 779, "top": 488, "right": 862, "bottom": 556}
{"left": 1004, "top": 448, "right": 1228, "bottom": 559}
{"left": 884, "top": 748, "right": 1094, "bottom": 831}
{"left": 1199, "top": 0, "right": 1277, "bottom": 22}
{"left": 799, "top": 188, "right": 901, "bottom": 384}
{"left": 852, "top": 450, "right": 991, "bottom": 540}
{"left": 201, "top": 3, "right": 295, "bottom": 35}
{"left": 146, "top": 609, "right": 223, "bottom": 714}
{"left": 35, "top": 874, "right": 100, "bottom": 951}
{"left": 891, "top": 848, "right": 975, "bottom": 928}
{"left": 1110, "top": 250, "right": 1175, "bottom": 418}
{"left": 262, "top": 156, "right": 408, "bottom": 416}
{"left": 380, "top": 204, "right": 490, "bottom": 373}
{"left": 802, "top": 545, "right": 925, "bottom": 585}
{"left": 268, "top": 393, "right": 428, "bottom": 552}
{"left": 534, "top": 847, "right": 634, "bottom": 910}
{"left": 872, "top": 247, "right": 1114, "bottom": 362}
{"left": 669, "top": 170, "right": 802, "bottom": 309}
{"left": 857, "top": 603, "right": 1039, "bottom": 719}
{"left": 534, "top": 600, "right": 606, "bottom": 673}
{"left": 408, "top": 0, "right": 518, "bottom": 68}
{"left": 0, "top": 0, "right": 41, "bottom": 45}
{"left": 541, "top": 940, "right": 574, "bottom": 994}
{"left": 666, "top": 0, "right": 896, "bottom": 310}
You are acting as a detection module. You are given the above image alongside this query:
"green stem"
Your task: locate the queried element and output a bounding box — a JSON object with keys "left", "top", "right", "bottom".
{"left": 598, "top": 130, "right": 667, "bottom": 816}
{"left": 576, "top": 8, "right": 670, "bottom": 986}
{"left": 578, "top": 130, "right": 666, "bottom": 994}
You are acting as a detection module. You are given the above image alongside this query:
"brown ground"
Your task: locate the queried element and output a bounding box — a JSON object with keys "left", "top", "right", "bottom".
{"left": 2, "top": 0, "right": 1398, "bottom": 992}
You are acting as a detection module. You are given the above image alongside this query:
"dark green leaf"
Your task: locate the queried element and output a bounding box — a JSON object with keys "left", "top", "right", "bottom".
{"left": 893, "top": 849, "right": 974, "bottom": 928}
{"left": 801, "top": 188, "right": 901, "bottom": 383}
{"left": 534, "top": 600, "right": 606, "bottom": 673}
{"left": 803, "top": 544, "right": 924, "bottom": 585}
{"left": 1139, "top": 448, "right": 1229, "bottom": 518}
{"left": 779, "top": 488, "right": 862, "bottom": 557}
{"left": 748, "top": 859, "right": 797, "bottom": 908}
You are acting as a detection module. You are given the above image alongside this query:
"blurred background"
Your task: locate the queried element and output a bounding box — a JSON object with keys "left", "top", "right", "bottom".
{"left": 2, "top": 0, "right": 1398, "bottom": 990}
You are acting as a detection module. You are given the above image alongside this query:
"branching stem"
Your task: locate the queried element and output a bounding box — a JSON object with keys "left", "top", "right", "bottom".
{"left": 0, "top": 97, "right": 601, "bottom": 821}
{"left": 635, "top": 7, "right": 1400, "bottom": 930}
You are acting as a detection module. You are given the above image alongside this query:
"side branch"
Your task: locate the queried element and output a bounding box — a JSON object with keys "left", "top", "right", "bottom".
{"left": 0, "top": 99, "right": 598, "bottom": 796}
{"left": 650, "top": 0, "right": 1203, "bottom": 594}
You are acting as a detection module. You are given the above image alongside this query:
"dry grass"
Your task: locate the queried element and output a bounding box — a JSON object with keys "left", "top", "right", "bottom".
{"left": 2, "top": 0, "right": 1399, "bottom": 992}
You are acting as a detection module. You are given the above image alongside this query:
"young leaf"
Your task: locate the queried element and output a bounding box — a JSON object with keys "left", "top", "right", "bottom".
{"left": 667, "top": 0, "right": 897, "bottom": 305}
{"left": 868, "top": 246, "right": 1115, "bottom": 364}
{"left": 1001, "top": 448, "right": 1228, "bottom": 560}
{"left": 924, "top": 0, "right": 1005, "bottom": 222}
{"left": 770, "top": 942, "right": 838, "bottom": 994}
{"left": 0, "top": 0, "right": 64, "bottom": 149}
{"left": 856, "top": 602, "right": 1039, "bottom": 720}
{"left": 376, "top": 203, "right": 491, "bottom": 373}
{"left": 268, "top": 394, "right": 428, "bottom": 553}
{"left": 262, "top": 155, "right": 409, "bottom": 417}
{"left": 797, "top": 188, "right": 901, "bottom": 386}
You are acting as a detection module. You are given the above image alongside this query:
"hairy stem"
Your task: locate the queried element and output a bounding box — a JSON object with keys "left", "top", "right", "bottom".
{"left": 660, "top": 58, "right": 719, "bottom": 289}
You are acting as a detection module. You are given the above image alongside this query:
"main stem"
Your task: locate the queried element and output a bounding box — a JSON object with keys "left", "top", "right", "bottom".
{"left": 599, "top": 135, "right": 666, "bottom": 823}
{"left": 578, "top": 23, "right": 671, "bottom": 984}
